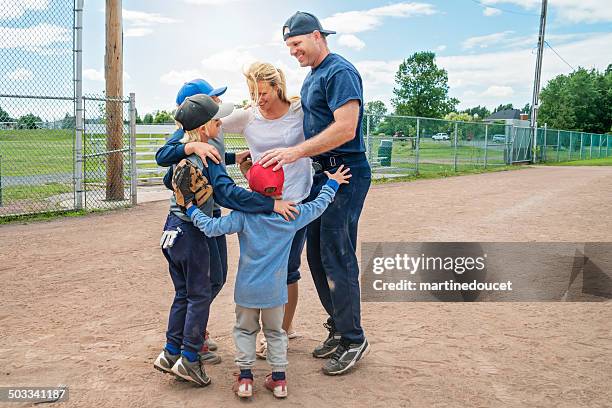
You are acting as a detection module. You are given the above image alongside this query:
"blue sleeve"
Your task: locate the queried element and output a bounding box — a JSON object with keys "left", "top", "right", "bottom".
{"left": 155, "top": 129, "right": 186, "bottom": 167}
{"left": 206, "top": 160, "right": 274, "bottom": 213}
{"left": 188, "top": 206, "right": 245, "bottom": 237}
{"left": 325, "top": 69, "right": 363, "bottom": 112}
{"left": 225, "top": 152, "right": 236, "bottom": 166}
{"left": 163, "top": 167, "right": 173, "bottom": 190}
{"left": 293, "top": 180, "right": 338, "bottom": 230}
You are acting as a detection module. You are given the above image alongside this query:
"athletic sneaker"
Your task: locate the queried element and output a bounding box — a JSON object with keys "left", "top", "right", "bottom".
{"left": 199, "top": 343, "right": 222, "bottom": 364}
{"left": 204, "top": 330, "right": 218, "bottom": 352}
{"left": 153, "top": 349, "right": 180, "bottom": 374}
{"left": 171, "top": 356, "right": 211, "bottom": 387}
{"left": 322, "top": 338, "right": 370, "bottom": 376}
{"left": 233, "top": 374, "right": 253, "bottom": 398}
{"left": 312, "top": 321, "right": 341, "bottom": 358}
{"left": 264, "top": 374, "right": 288, "bottom": 398}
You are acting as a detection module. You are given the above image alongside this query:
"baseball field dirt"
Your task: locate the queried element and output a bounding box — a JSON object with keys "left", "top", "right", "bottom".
{"left": 1, "top": 165, "right": 611, "bottom": 407}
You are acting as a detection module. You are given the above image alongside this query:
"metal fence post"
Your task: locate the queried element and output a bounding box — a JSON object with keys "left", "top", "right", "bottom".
{"left": 543, "top": 123, "right": 547, "bottom": 162}
{"left": 129, "top": 93, "right": 137, "bottom": 206}
{"left": 484, "top": 123, "right": 488, "bottom": 169}
{"left": 415, "top": 117, "right": 420, "bottom": 175}
{"left": 569, "top": 132, "right": 572, "bottom": 160}
{"left": 453, "top": 122, "right": 458, "bottom": 172}
{"left": 580, "top": 132, "right": 584, "bottom": 159}
{"left": 74, "top": 0, "right": 84, "bottom": 210}
{"left": 556, "top": 130, "right": 560, "bottom": 162}
{"left": 0, "top": 155, "right": 2, "bottom": 207}
{"left": 589, "top": 133, "right": 592, "bottom": 159}
{"left": 366, "top": 114, "right": 371, "bottom": 163}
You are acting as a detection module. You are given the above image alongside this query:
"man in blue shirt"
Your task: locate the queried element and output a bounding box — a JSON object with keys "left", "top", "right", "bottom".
{"left": 260, "top": 11, "right": 372, "bottom": 376}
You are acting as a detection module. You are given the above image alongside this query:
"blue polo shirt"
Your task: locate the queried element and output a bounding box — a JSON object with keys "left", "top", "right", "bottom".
{"left": 301, "top": 53, "right": 365, "bottom": 156}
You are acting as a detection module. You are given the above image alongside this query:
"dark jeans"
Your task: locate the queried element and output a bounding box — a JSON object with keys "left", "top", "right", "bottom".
{"left": 162, "top": 213, "right": 211, "bottom": 354}
{"left": 306, "top": 160, "right": 371, "bottom": 343}
{"left": 287, "top": 225, "right": 307, "bottom": 285}
{"left": 208, "top": 209, "right": 228, "bottom": 301}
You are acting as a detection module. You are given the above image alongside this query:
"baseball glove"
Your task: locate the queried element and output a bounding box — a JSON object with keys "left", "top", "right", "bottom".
{"left": 172, "top": 159, "right": 213, "bottom": 210}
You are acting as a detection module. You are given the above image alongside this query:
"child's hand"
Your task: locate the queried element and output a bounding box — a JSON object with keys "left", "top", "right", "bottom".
{"left": 325, "top": 164, "right": 352, "bottom": 185}
{"left": 274, "top": 200, "right": 299, "bottom": 221}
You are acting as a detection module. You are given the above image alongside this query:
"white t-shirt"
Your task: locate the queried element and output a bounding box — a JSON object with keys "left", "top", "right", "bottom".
{"left": 222, "top": 100, "right": 313, "bottom": 202}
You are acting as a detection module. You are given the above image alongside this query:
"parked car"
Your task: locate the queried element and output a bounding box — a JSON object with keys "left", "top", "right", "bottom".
{"left": 491, "top": 134, "right": 506, "bottom": 143}
{"left": 432, "top": 133, "right": 450, "bottom": 141}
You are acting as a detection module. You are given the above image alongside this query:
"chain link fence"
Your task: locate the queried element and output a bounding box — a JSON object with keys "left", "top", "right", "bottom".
{"left": 0, "top": 1, "right": 137, "bottom": 217}
{"left": 365, "top": 114, "right": 612, "bottom": 180}
{"left": 0, "top": 0, "right": 75, "bottom": 216}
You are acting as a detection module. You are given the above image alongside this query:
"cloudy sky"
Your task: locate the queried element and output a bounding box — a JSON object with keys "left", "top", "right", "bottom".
{"left": 1, "top": 0, "right": 611, "bottom": 118}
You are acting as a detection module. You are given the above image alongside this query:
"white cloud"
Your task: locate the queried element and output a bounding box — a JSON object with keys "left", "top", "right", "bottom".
{"left": 122, "top": 9, "right": 179, "bottom": 26}
{"left": 322, "top": 2, "right": 437, "bottom": 34}
{"left": 4, "top": 68, "right": 33, "bottom": 80}
{"left": 0, "top": 23, "right": 71, "bottom": 50}
{"left": 483, "top": 7, "right": 502, "bottom": 16}
{"left": 83, "top": 69, "right": 131, "bottom": 82}
{"left": 338, "top": 34, "right": 366, "bottom": 51}
{"left": 481, "top": 85, "right": 514, "bottom": 97}
{"left": 482, "top": 0, "right": 612, "bottom": 23}
{"left": 121, "top": 9, "right": 179, "bottom": 38}
{"left": 201, "top": 48, "right": 258, "bottom": 72}
{"left": 160, "top": 69, "right": 203, "bottom": 86}
{"left": 125, "top": 27, "right": 153, "bottom": 37}
{"left": 349, "top": 32, "right": 612, "bottom": 110}
{"left": 436, "top": 45, "right": 447, "bottom": 52}
{"left": 462, "top": 31, "right": 514, "bottom": 49}
{"left": 83, "top": 69, "right": 104, "bottom": 81}
{"left": 0, "top": 0, "right": 49, "bottom": 20}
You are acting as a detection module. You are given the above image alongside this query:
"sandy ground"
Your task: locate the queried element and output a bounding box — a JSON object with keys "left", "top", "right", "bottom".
{"left": 1, "top": 165, "right": 611, "bottom": 407}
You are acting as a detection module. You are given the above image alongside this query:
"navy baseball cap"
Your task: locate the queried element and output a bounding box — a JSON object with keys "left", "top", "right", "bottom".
{"left": 283, "top": 11, "right": 336, "bottom": 41}
{"left": 175, "top": 78, "right": 227, "bottom": 105}
{"left": 175, "top": 94, "right": 234, "bottom": 132}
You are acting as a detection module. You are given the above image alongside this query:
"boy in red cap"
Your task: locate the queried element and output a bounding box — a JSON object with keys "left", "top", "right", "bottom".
{"left": 175, "top": 161, "right": 351, "bottom": 399}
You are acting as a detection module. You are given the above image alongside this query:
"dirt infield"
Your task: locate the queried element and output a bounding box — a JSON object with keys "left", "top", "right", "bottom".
{"left": 1, "top": 166, "right": 611, "bottom": 407}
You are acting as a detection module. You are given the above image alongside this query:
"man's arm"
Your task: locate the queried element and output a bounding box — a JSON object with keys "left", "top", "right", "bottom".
{"left": 186, "top": 205, "right": 245, "bottom": 237}
{"left": 259, "top": 100, "right": 360, "bottom": 170}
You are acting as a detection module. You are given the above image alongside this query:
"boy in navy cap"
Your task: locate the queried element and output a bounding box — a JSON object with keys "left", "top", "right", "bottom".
{"left": 174, "top": 157, "right": 351, "bottom": 399}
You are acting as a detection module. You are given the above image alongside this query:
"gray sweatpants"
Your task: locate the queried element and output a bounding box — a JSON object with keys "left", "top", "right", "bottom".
{"left": 234, "top": 305, "right": 288, "bottom": 372}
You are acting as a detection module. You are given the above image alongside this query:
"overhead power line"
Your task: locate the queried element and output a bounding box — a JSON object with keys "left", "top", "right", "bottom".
{"left": 544, "top": 40, "right": 576, "bottom": 71}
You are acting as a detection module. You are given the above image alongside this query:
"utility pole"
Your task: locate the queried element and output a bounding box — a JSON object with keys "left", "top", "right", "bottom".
{"left": 105, "top": 0, "right": 124, "bottom": 200}
{"left": 530, "top": 0, "right": 547, "bottom": 163}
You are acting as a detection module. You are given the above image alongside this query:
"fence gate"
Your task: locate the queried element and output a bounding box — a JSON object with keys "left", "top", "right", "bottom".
{"left": 81, "top": 94, "right": 136, "bottom": 210}
{"left": 509, "top": 126, "right": 533, "bottom": 163}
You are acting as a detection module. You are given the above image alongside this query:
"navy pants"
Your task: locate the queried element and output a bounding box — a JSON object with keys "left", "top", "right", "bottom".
{"left": 162, "top": 213, "right": 212, "bottom": 354}
{"left": 208, "top": 209, "right": 228, "bottom": 300}
{"left": 306, "top": 160, "right": 371, "bottom": 344}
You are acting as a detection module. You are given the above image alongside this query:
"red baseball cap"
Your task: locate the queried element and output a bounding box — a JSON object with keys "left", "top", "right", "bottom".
{"left": 246, "top": 163, "right": 284, "bottom": 197}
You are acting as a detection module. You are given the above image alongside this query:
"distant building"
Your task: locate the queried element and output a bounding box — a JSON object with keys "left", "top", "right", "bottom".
{"left": 484, "top": 109, "right": 529, "bottom": 127}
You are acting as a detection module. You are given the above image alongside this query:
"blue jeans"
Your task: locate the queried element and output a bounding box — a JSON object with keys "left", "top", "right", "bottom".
{"left": 209, "top": 209, "right": 228, "bottom": 301}
{"left": 306, "top": 160, "right": 371, "bottom": 343}
{"left": 162, "top": 213, "right": 212, "bottom": 354}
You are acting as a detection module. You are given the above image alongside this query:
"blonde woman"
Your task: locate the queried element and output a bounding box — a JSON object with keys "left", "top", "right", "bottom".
{"left": 222, "top": 62, "right": 312, "bottom": 355}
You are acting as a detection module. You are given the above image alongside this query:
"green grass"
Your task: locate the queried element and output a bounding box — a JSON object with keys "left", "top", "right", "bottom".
{"left": 1, "top": 182, "right": 72, "bottom": 202}
{"left": 541, "top": 156, "right": 612, "bottom": 166}
{"left": 372, "top": 164, "right": 520, "bottom": 185}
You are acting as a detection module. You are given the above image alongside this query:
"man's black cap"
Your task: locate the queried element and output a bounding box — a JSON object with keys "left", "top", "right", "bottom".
{"left": 174, "top": 94, "right": 233, "bottom": 131}
{"left": 283, "top": 11, "right": 336, "bottom": 41}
